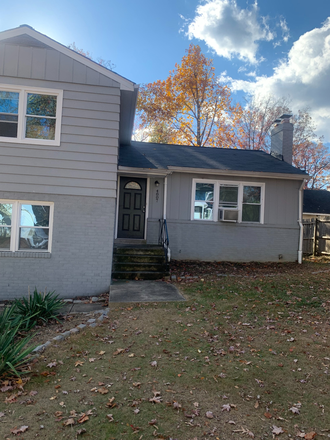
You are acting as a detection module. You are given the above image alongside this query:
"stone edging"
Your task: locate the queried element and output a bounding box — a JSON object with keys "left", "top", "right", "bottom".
{"left": 32, "top": 308, "right": 110, "bottom": 355}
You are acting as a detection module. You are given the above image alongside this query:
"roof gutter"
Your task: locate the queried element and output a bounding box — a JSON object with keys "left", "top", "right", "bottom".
{"left": 166, "top": 167, "right": 309, "bottom": 181}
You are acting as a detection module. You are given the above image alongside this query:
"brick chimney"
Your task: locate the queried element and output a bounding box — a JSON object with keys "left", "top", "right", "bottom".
{"left": 270, "top": 115, "right": 294, "bottom": 165}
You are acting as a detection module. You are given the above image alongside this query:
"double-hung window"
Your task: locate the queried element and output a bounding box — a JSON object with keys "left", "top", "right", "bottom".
{"left": 0, "top": 85, "right": 63, "bottom": 146}
{"left": 194, "top": 182, "right": 214, "bottom": 220}
{"left": 0, "top": 201, "right": 54, "bottom": 252}
{"left": 192, "top": 179, "right": 264, "bottom": 224}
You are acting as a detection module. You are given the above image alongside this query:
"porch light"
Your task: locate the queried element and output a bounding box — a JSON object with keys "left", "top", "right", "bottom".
{"left": 155, "top": 181, "right": 160, "bottom": 187}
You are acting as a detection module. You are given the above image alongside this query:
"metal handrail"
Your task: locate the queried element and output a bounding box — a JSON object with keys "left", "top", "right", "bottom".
{"left": 159, "top": 218, "right": 171, "bottom": 262}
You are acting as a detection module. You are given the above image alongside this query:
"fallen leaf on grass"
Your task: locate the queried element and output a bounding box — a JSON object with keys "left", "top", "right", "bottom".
{"left": 222, "top": 404, "right": 231, "bottom": 412}
{"left": 148, "top": 419, "right": 157, "bottom": 426}
{"left": 149, "top": 396, "right": 162, "bottom": 404}
{"left": 133, "top": 382, "right": 141, "bottom": 388}
{"left": 99, "top": 351, "right": 105, "bottom": 355}
{"left": 289, "top": 406, "right": 300, "bottom": 414}
{"left": 254, "top": 401, "right": 259, "bottom": 409}
{"left": 205, "top": 411, "right": 214, "bottom": 419}
{"left": 47, "top": 361, "right": 57, "bottom": 368}
{"left": 272, "top": 426, "right": 284, "bottom": 435}
{"left": 0, "top": 412, "right": 5, "bottom": 417}
{"left": 133, "top": 408, "right": 140, "bottom": 414}
{"left": 78, "top": 414, "right": 89, "bottom": 424}
{"left": 77, "top": 428, "right": 87, "bottom": 435}
{"left": 264, "top": 412, "right": 272, "bottom": 419}
{"left": 98, "top": 387, "right": 108, "bottom": 395}
{"left": 75, "top": 361, "right": 84, "bottom": 367}
{"left": 10, "top": 425, "right": 29, "bottom": 435}
{"left": 106, "top": 397, "right": 116, "bottom": 408}
{"left": 106, "top": 414, "right": 114, "bottom": 422}
{"left": 150, "top": 361, "right": 158, "bottom": 367}
{"left": 64, "top": 418, "right": 75, "bottom": 426}
{"left": 113, "top": 348, "right": 124, "bottom": 356}
{"left": 305, "top": 433, "right": 317, "bottom": 440}
{"left": 233, "top": 427, "right": 254, "bottom": 438}
{"left": 89, "top": 358, "right": 96, "bottom": 363}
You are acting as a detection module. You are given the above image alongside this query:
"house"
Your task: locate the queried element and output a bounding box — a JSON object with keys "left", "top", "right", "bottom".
{"left": 303, "top": 189, "right": 330, "bottom": 220}
{"left": 0, "top": 26, "right": 308, "bottom": 299}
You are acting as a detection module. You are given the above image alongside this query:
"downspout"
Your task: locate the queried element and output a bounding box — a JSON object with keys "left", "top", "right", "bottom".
{"left": 163, "top": 176, "right": 167, "bottom": 220}
{"left": 297, "top": 179, "right": 306, "bottom": 264}
{"left": 163, "top": 175, "right": 171, "bottom": 261}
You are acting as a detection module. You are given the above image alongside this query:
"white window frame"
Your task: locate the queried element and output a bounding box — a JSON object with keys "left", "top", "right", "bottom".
{"left": 0, "top": 200, "right": 54, "bottom": 252}
{"left": 0, "top": 84, "right": 63, "bottom": 146}
{"left": 191, "top": 179, "right": 265, "bottom": 224}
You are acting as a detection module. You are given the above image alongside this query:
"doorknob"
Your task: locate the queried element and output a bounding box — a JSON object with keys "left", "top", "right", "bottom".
{"left": 142, "top": 206, "right": 146, "bottom": 213}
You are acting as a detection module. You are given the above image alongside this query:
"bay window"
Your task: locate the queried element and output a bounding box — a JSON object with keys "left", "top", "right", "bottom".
{"left": 0, "top": 85, "right": 63, "bottom": 146}
{"left": 0, "top": 201, "right": 53, "bottom": 252}
{"left": 192, "top": 179, "right": 264, "bottom": 224}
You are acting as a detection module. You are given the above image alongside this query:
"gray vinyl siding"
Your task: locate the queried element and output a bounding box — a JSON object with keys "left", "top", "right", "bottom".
{"left": 146, "top": 172, "right": 303, "bottom": 262}
{"left": 0, "top": 41, "right": 121, "bottom": 198}
{"left": 0, "top": 191, "right": 115, "bottom": 300}
{"left": 0, "top": 43, "right": 117, "bottom": 87}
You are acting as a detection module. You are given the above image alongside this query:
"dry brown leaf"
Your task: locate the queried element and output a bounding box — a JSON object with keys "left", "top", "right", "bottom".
{"left": 75, "top": 361, "right": 84, "bottom": 367}
{"left": 113, "top": 348, "right": 124, "bottom": 356}
{"left": 47, "top": 361, "right": 57, "bottom": 368}
{"left": 205, "top": 411, "right": 214, "bottom": 419}
{"left": 64, "top": 418, "right": 75, "bottom": 426}
{"left": 254, "top": 401, "right": 259, "bottom": 409}
{"left": 78, "top": 414, "right": 89, "bottom": 424}
{"left": 107, "top": 414, "right": 114, "bottom": 422}
{"left": 98, "top": 387, "right": 109, "bottom": 395}
{"left": 272, "top": 426, "right": 284, "bottom": 435}
{"left": 305, "top": 433, "right": 317, "bottom": 440}
{"left": 10, "top": 425, "right": 29, "bottom": 434}
{"left": 264, "top": 412, "right": 272, "bottom": 419}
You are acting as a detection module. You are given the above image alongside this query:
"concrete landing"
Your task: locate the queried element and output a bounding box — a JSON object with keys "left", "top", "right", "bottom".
{"left": 110, "top": 280, "right": 185, "bottom": 303}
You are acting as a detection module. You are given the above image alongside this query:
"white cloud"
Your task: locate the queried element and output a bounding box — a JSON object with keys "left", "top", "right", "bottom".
{"left": 223, "top": 18, "right": 330, "bottom": 140}
{"left": 187, "top": 0, "right": 275, "bottom": 64}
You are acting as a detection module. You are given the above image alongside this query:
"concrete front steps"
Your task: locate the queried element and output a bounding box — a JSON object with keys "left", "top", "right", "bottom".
{"left": 112, "top": 244, "right": 169, "bottom": 280}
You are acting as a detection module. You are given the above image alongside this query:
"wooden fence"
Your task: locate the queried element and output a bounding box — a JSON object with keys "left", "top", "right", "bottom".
{"left": 303, "top": 218, "right": 330, "bottom": 255}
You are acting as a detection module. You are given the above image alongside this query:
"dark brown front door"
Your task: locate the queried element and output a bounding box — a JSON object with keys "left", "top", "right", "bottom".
{"left": 117, "top": 177, "right": 146, "bottom": 239}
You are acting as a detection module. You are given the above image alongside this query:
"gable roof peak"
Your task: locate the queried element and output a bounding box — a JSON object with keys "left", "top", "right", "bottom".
{"left": 0, "top": 24, "right": 136, "bottom": 91}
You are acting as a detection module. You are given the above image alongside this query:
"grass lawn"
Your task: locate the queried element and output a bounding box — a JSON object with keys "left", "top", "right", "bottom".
{"left": 0, "top": 261, "right": 329, "bottom": 439}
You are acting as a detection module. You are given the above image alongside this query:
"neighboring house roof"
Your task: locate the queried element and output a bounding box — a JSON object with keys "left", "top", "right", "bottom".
{"left": 119, "top": 141, "right": 308, "bottom": 178}
{"left": 303, "top": 189, "right": 330, "bottom": 214}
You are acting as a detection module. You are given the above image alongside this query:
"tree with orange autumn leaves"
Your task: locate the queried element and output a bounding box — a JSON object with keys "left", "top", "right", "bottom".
{"left": 136, "top": 45, "right": 330, "bottom": 188}
{"left": 136, "top": 45, "right": 242, "bottom": 147}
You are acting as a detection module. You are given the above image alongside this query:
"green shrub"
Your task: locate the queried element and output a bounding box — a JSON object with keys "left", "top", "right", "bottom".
{"left": 13, "top": 288, "right": 64, "bottom": 331}
{"left": 0, "top": 306, "right": 35, "bottom": 378}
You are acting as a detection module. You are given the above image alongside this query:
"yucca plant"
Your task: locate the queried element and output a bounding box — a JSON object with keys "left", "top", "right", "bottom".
{"left": 0, "top": 303, "right": 22, "bottom": 332}
{"left": 0, "top": 307, "right": 36, "bottom": 378}
{"left": 13, "top": 288, "right": 64, "bottom": 331}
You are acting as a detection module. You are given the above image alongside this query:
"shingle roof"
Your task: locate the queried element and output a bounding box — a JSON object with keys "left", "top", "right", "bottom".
{"left": 119, "top": 141, "right": 308, "bottom": 176}
{"left": 303, "top": 189, "right": 330, "bottom": 214}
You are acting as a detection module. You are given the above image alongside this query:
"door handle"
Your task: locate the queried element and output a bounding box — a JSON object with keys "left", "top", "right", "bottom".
{"left": 142, "top": 206, "right": 146, "bottom": 213}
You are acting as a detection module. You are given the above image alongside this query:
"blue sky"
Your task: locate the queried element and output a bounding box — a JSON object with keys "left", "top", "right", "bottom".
{"left": 1, "top": 0, "right": 330, "bottom": 141}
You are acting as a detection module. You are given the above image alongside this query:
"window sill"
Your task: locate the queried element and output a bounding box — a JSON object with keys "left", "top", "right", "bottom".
{"left": 0, "top": 251, "right": 51, "bottom": 258}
